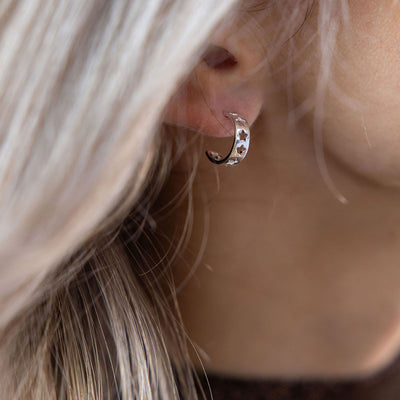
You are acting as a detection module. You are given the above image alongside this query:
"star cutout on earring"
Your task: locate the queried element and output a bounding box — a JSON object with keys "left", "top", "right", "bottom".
{"left": 237, "top": 145, "right": 246, "bottom": 154}
{"left": 239, "top": 130, "right": 248, "bottom": 141}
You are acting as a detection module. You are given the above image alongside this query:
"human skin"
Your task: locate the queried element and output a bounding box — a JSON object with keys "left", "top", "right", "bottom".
{"left": 161, "top": 0, "right": 400, "bottom": 379}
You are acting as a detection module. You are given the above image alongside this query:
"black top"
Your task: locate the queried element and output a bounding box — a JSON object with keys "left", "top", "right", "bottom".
{"left": 197, "top": 353, "right": 400, "bottom": 399}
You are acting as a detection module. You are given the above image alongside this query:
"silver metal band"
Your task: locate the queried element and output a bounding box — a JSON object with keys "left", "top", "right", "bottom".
{"left": 205, "top": 111, "right": 250, "bottom": 166}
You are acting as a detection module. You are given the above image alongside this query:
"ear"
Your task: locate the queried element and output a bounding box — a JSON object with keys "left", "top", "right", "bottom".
{"left": 163, "top": 16, "right": 267, "bottom": 137}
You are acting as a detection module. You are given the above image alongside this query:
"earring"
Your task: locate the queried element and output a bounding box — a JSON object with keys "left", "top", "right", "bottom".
{"left": 205, "top": 111, "right": 250, "bottom": 166}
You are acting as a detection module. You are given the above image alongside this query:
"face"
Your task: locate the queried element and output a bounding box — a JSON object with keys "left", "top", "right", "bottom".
{"left": 165, "top": 0, "right": 400, "bottom": 188}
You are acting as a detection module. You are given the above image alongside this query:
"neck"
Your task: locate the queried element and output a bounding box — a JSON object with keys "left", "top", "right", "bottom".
{"left": 158, "top": 103, "right": 400, "bottom": 380}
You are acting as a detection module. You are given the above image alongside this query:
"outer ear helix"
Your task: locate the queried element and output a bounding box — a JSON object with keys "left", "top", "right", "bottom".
{"left": 205, "top": 111, "right": 250, "bottom": 166}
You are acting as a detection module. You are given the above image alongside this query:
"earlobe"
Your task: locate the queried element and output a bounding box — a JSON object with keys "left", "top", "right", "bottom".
{"left": 163, "top": 43, "right": 265, "bottom": 138}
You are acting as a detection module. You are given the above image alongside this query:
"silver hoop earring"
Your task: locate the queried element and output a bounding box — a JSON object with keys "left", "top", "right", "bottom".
{"left": 205, "top": 111, "right": 250, "bottom": 166}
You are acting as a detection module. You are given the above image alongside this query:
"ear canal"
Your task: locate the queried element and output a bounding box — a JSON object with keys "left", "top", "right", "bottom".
{"left": 202, "top": 45, "right": 238, "bottom": 70}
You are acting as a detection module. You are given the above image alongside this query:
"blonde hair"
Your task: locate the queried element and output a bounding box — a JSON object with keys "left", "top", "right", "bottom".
{"left": 0, "top": 1, "right": 347, "bottom": 399}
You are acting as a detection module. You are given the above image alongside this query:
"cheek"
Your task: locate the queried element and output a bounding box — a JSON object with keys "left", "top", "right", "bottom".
{"left": 319, "top": 99, "right": 400, "bottom": 187}
{"left": 294, "top": 1, "right": 400, "bottom": 187}
{"left": 324, "top": 1, "right": 400, "bottom": 186}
